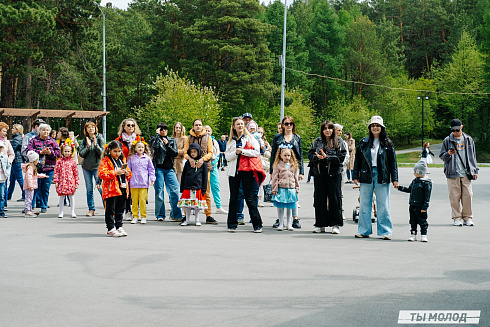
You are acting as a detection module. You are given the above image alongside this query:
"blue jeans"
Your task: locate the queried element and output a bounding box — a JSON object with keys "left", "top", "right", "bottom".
{"left": 209, "top": 167, "right": 221, "bottom": 209}
{"left": 83, "top": 168, "right": 102, "bottom": 211}
{"left": 7, "top": 162, "right": 25, "bottom": 200}
{"left": 0, "top": 182, "right": 5, "bottom": 214}
{"left": 154, "top": 167, "right": 182, "bottom": 219}
{"left": 35, "top": 170, "right": 54, "bottom": 210}
{"left": 346, "top": 169, "right": 353, "bottom": 180}
{"left": 236, "top": 179, "right": 259, "bottom": 221}
{"left": 358, "top": 167, "right": 392, "bottom": 236}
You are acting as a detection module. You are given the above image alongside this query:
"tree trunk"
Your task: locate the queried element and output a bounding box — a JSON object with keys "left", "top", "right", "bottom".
{"left": 0, "top": 62, "right": 15, "bottom": 108}
{"left": 26, "top": 57, "right": 33, "bottom": 108}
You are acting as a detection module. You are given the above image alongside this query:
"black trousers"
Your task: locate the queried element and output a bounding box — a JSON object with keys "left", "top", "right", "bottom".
{"left": 313, "top": 173, "right": 343, "bottom": 227}
{"left": 409, "top": 205, "right": 428, "bottom": 235}
{"left": 227, "top": 171, "right": 262, "bottom": 229}
{"left": 105, "top": 189, "right": 127, "bottom": 230}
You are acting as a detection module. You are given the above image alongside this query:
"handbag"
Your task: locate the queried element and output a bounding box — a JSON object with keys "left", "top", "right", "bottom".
{"left": 452, "top": 139, "right": 474, "bottom": 180}
{"left": 263, "top": 183, "right": 273, "bottom": 203}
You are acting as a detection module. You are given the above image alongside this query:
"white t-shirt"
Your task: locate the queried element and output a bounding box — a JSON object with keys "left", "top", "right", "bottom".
{"left": 371, "top": 138, "right": 380, "bottom": 167}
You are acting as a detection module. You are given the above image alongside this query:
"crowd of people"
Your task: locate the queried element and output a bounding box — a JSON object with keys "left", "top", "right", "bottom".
{"left": 2, "top": 115, "right": 479, "bottom": 241}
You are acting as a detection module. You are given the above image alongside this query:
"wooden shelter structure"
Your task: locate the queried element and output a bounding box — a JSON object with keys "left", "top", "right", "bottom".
{"left": 0, "top": 108, "right": 109, "bottom": 135}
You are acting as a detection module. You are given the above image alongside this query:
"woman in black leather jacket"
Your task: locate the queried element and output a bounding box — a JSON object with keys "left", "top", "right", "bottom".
{"left": 270, "top": 116, "right": 304, "bottom": 228}
{"left": 308, "top": 120, "right": 347, "bottom": 234}
{"left": 353, "top": 116, "right": 398, "bottom": 240}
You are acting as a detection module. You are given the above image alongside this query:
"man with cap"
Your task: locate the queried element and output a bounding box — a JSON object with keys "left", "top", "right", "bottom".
{"left": 22, "top": 118, "right": 45, "bottom": 162}
{"left": 439, "top": 119, "right": 479, "bottom": 227}
{"left": 242, "top": 113, "right": 253, "bottom": 126}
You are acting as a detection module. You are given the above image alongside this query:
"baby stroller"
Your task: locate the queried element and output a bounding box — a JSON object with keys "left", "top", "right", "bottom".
{"left": 352, "top": 185, "right": 377, "bottom": 223}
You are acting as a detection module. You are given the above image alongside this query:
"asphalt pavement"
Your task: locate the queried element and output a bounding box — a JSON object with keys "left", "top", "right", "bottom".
{"left": 0, "top": 166, "right": 488, "bottom": 326}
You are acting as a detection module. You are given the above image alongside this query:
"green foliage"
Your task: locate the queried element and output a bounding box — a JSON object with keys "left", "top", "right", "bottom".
{"left": 134, "top": 69, "right": 220, "bottom": 138}
{"left": 325, "top": 97, "right": 373, "bottom": 142}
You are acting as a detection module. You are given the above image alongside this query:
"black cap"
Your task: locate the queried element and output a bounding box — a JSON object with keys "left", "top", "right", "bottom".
{"left": 450, "top": 119, "right": 462, "bottom": 128}
{"left": 242, "top": 113, "right": 253, "bottom": 119}
{"left": 33, "top": 118, "right": 45, "bottom": 127}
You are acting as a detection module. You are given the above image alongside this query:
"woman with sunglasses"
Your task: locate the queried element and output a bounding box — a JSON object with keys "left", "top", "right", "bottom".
{"left": 353, "top": 116, "right": 398, "bottom": 240}
{"left": 270, "top": 116, "right": 304, "bottom": 229}
{"left": 115, "top": 118, "right": 146, "bottom": 221}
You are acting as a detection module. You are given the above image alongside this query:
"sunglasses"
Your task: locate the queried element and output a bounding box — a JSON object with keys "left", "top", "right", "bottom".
{"left": 126, "top": 124, "right": 135, "bottom": 127}
{"left": 284, "top": 122, "right": 294, "bottom": 126}
{"left": 451, "top": 128, "right": 461, "bottom": 133}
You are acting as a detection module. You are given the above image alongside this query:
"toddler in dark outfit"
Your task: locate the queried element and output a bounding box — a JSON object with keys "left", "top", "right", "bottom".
{"left": 396, "top": 160, "right": 432, "bottom": 242}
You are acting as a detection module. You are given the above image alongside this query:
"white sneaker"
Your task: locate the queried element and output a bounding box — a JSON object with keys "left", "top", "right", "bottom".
{"left": 181, "top": 221, "right": 188, "bottom": 226}
{"left": 117, "top": 227, "right": 128, "bottom": 236}
{"left": 58, "top": 213, "right": 64, "bottom": 218}
{"left": 107, "top": 228, "right": 123, "bottom": 237}
{"left": 141, "top": 218, "right": 147, "bottom": 224}
{"left": 453, "top": 218, "right": 463, "bottom": 226}
{"left": 258, "top": 202, "right": 264, "bottom": 207}
{"left": 196, "top": 221, "right": 201, "bottom": 226}
{"left": 421, "top": 235, "right": 428, "bottom": 242}
{"left": 124, "top": 212, "right": 133, "bottom": 221}
{"left": 332, "top": 226, "right": 340, "bottom": 234}
{"left": 216, "top": 207, "right": 228, "bottom": 214}
{"left": 313, "top": 227, "right": 325, "bottom": 233}
{"left": 464, "top": 219, "right": 474, "bottom": 226}
{"left": 25, "top": 211, "right": 37, "bottom": 218}
{"left": 408, "top": 234, "right": 417, "bottom": 242}
{"left": 71, "top": 213, "right": 77, "bottom": 218}
{"left": 131, "top": 217, "right": 138, "bottom": 224}
{"left": 287, "top": 225, "right": 294, "bottom": 231}
{"left": 277, "top": 225, "right": 284, "bottom": 231}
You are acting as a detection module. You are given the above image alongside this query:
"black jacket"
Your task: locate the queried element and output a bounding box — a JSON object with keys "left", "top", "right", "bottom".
{"left": 352, "top": 137, "right": 398, "bottom": 184}
{"left": 270, "top": 133, "right": 304, "bottom": 175}
{"left": 11, "top": 133, "right": 23, "bottom": 164}
{"left": 398, "top": 177, "right": 432, "bottom": 211}
{"left": 307, "top": 137, "right": 347, "bottom": 177}
{"left": 149, "top": 134, "right": 178, "bottom": 168}
{"left": 180, "top": 143, "right": 208, "bottom": 194}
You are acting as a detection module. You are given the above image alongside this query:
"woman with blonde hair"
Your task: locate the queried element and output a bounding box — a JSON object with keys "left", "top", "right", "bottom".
{"left": 78, "top": 121, "right": 105, "bottom": 216}
{"left": 8, "top": 124, "right": 25, "bottom": 201}
{"left": 225, "top": 117, "right": 266, "bottom": 232}
{"left": 115, "top": 118, "right": 145, "bottom": 220}
{"left": 172, "top": 122, "right": 186, "bottom": 184}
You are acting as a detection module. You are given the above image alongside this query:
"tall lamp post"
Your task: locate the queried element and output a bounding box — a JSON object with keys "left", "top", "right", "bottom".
{"left": 417, "top": 95, "right": 429, "bottom": 147}
{"left": 279, "top": 0, "right": 287, "bottom": 121}
{"left": 94, "top": 1, "right": 111, "bottom": 142}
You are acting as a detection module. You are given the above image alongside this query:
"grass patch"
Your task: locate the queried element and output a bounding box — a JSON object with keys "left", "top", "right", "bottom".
{"left": 394, "top": 139, "right": 442, "bottom": 151}
{"left": 396, "top": 152, "right": 424, "bottom": 163}
{"left": 398, "top": 163, "right": 443, "bottom": 168}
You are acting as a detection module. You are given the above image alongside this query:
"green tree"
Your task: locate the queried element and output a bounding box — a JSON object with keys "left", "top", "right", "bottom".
{"left": 305, "top": 0, "right": 344, "bottom": 113}
{"left": 134, "top": 69, "right": 220, "bottom": 137}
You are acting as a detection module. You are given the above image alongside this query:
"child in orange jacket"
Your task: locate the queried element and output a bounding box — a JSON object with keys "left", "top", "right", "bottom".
{"left": 99, "top": 141, "right": 132, "bottom": 237}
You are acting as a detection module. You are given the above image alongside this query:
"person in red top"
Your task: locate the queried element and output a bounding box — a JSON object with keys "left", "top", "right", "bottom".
{"left": 99, "top": 140, "right": 132, "bottom": 237}
{"left": 53, "top": 144, "right": 79, "bottom": 218}
{"left": 114, "top": 118, "right": 145, "bottom": 221}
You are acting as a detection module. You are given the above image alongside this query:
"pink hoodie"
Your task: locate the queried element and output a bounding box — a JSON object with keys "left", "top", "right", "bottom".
{"left": 21, "top": 163, "right": 38, "bottom": 190}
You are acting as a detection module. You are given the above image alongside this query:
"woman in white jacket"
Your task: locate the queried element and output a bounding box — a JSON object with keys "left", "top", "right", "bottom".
{"left": 225, "top": 117, "right": 265, "bottom": 233}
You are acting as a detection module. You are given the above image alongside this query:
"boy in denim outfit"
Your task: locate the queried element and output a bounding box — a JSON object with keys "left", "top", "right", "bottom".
{"left": 396, "top": 160, "right": 432, "bottom": 242}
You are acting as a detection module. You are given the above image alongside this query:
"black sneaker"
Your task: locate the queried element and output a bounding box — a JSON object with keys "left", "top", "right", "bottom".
{"left": 206, "top": 216, "right": 218, "bottom": 224}
{"left": 292, "top": 219, "right": 301, "bottom": 229}
{"left": 272, "top": 219, "right": 280, "bottom": 228}
{"left": 17, "top": 198, "right": 25, "bottom": 202}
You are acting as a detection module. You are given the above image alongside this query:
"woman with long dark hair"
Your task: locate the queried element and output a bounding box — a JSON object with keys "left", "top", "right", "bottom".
{"left": 353, "top": 116, "right": 398, "bottom": 240}
{"left": 308, "top": 120, "right": 347, "bottom": 234}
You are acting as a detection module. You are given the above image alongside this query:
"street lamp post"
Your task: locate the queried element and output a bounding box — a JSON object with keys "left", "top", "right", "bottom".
{"left": 279, "top": 0, "right": 287, "bottom": 121}
{"left": 94, "top": 2, "right": 111, "bottom": 142}
{"left": 417, "top": 95, "right": 429, "bottom": 147}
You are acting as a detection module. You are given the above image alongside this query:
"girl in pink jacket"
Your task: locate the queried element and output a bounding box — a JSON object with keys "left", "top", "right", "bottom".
{"left": 22, "top": 151, "right": 46, "bottom": 218}
{"left": 53, "top": 145, "right": 79, "bottom": 218}
{"left": 271, "top": 145, "right": 300, "bottom": 231}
